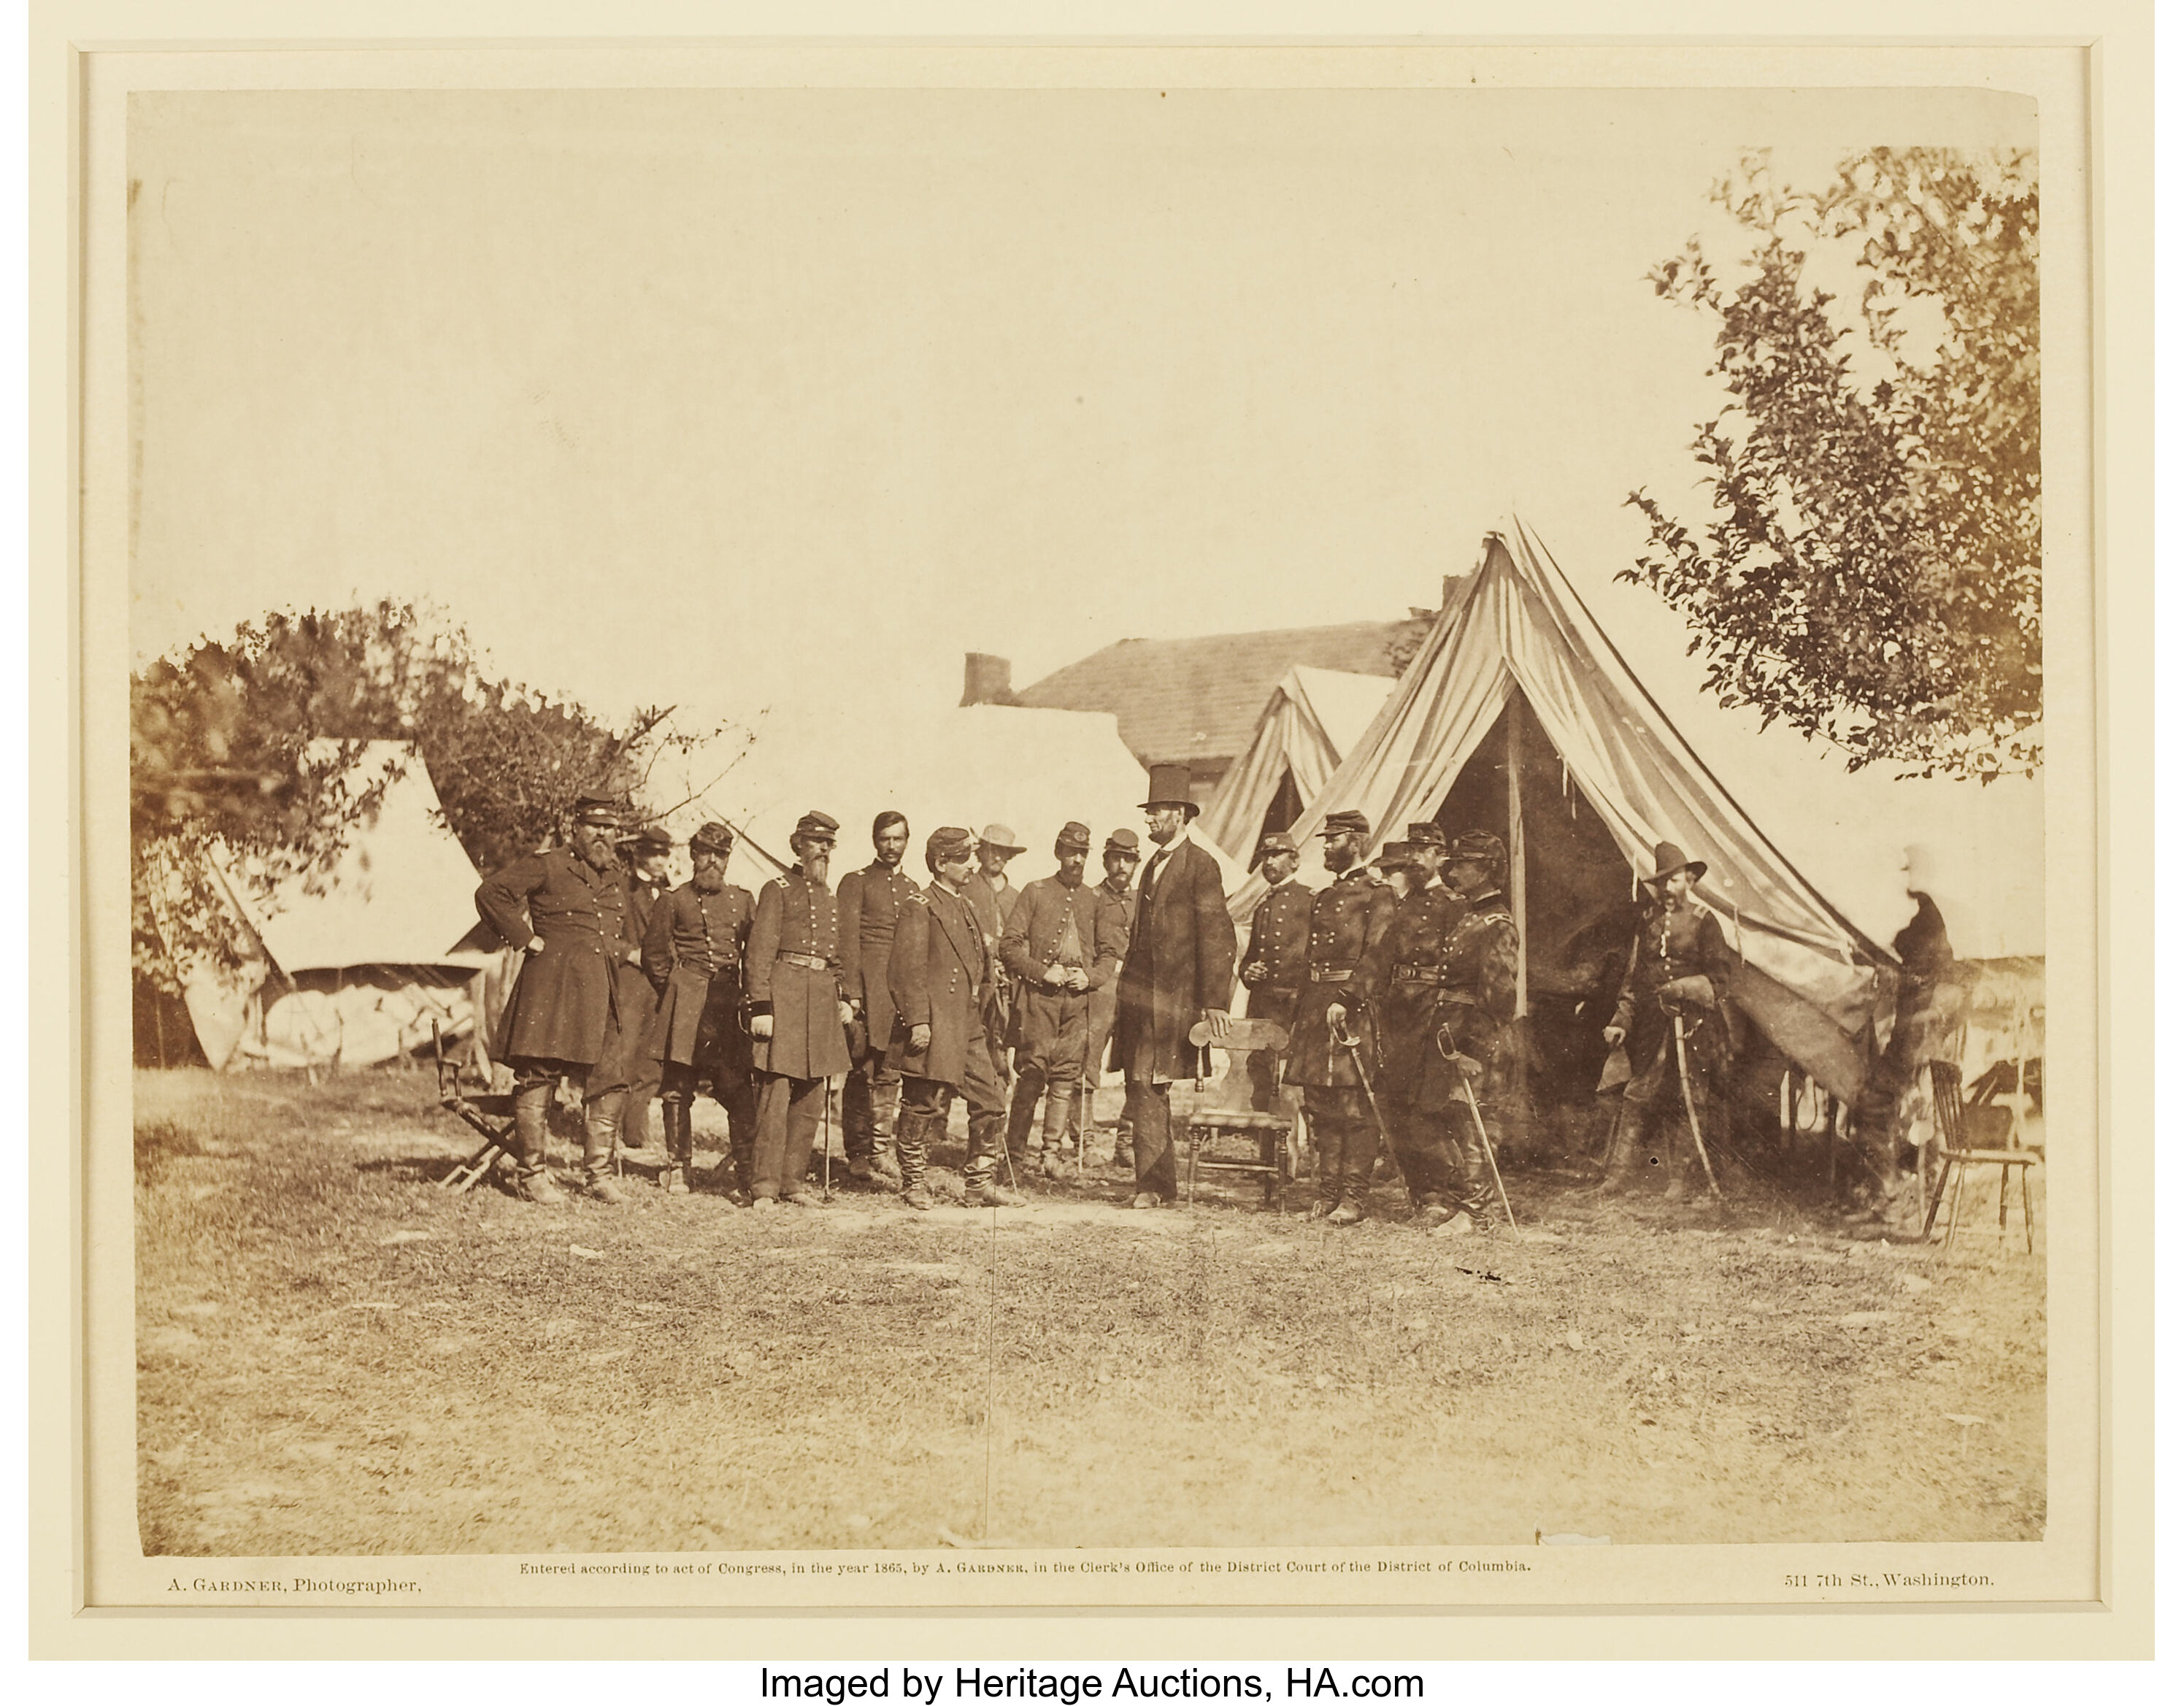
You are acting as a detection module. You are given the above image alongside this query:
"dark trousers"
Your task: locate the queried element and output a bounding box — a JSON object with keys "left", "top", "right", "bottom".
{"left": 842, "top": 1048, "right": 900, "bottom": 1161}
{"left": 900, "top": 1022, "right": 1007, "bottom": 1188}
{"left": 660, "top": 1059, "right": 755, "bottom": 1182}
{"left": 1124, "top": 1079, "right": 1178, "bottom": 1200}
{"left": 752, "top": 1073, "right": 826, "bottom": 1199}
{"left": 1393, "top": 1104, "right": 1465, "bottom": 1213}
{"left": 1302, "top": 1086, "right": 1378, "bottom": 1204}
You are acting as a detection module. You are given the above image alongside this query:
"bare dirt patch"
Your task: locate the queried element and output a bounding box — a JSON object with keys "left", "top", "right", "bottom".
{"left": 134, "top": 1067, "right": 2045, "bottom": 1555}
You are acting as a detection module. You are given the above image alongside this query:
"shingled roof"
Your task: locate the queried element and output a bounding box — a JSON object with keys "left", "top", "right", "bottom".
{"left": 1015, "top": 619, "right": 1420, "bottom": 772}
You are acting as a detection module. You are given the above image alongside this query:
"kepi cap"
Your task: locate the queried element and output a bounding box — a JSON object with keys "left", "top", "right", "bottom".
{"left": 689, "top": 822, "right": 736, "bottom": 856}
{"left": 1372, "top": 840, "right": 1432, "bottom": 872}
{"left": 794, "top": 810, "right": 840, "bottom": 842}
{"left": 926, "top": 826, "right": 975, "bottom": 866}
{"left": 1320, "top": 810, "right": 1371, "bottom": 838}
{"left": 625, "top": 823, "right": 674, "bottom": 853}
{"left": 1257, "top": 831, "right": 1298, "bottom": 856}
{"left": 1055, "top": 821, "right": 1092, "bottom": 853}
{"left": 573, "top": 794, "right": 622, "bottom": 828}
{"left": 1450, "top": 829, "right": 1507, "bottom": 868}
{"left": 1103, "top": 828, "right": 1142, "bottom": 858}
{"left": 1406, "top": 822, "right": 1447, "bottom": 848}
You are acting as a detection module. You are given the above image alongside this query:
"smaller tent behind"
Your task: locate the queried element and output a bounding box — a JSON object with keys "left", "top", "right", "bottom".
{"left": 1198, "top": 667, "right": 1395, "bottom": 865}
{"left": 159, "top": 742, "right": 503, "bottom": 1071}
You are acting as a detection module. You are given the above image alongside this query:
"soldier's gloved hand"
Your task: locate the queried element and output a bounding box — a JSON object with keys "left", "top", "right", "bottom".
{"left": 525, "top": 935, "right": 545, "bottom": 955}
{"left": 750, "top": 1015, "right": 774, "bottom": 1040}
{"left": 909, "top": 1023, "right": 932, "bottom": 1052}
{"left": 1602, "top": 1023, "right": 1626, "bottom": 1048}
{"left": 623, "top": 946, "right": 642, "bottom": 966}
{"left": 1064, "top": 967, "right": 1089, "bottom": 993}
{"left": 1327, "top": 1002, "right": 1349, "bottom": 1034}
{"left": 838, "top": 1001, "right": 856, "bottom": 1027}
{"left": 1042, "top": 964, "right": 1070, "bottom": 987}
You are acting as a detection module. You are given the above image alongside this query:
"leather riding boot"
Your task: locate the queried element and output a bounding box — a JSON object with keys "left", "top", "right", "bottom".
{"left": 1596, "top": 1102, "right": 1644, "bottom": 1195}
{"left": 896, "top": 1109, "right": 936, "bottom": 1208}
{"left": 511, "top": 1083, "right": 562, "bottom": 1202}
{"left": 581, "top": 1094, "right": 628, "bottom": 1202}
{"left": 1039, "top": 1080, "right": 1077, "bottom": 1177}
{"left": 660, "top": 1099, "right": 691, "bottom": 1194}
{"left": 1004, "top": 1067, "right": 1044, "bottom": 1161}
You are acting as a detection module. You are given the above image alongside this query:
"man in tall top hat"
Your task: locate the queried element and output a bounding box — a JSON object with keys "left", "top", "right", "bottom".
{"left": 745, "top": 810, "right": 854, "bottom": 1209}
{"left": 888, "top": 826, "right": 1021, "bottom": 1210}
{"left": 1283, "top": 809, "right": 1399, "bottom": 1223}
{"left": 643, "top": 821, "right": 756, "bottom": 1197}
{"left": 1428, "top": 829, "right": 1521, "bottom": 1234}
{"left": 615, "top": 823, "right": 677, "bottom": 1159}
{"left": 1238, "top": 831, "right": 1314, "bottom": 1115}
{"left": 1000, "top": 822, "right": 1130, "bottom": 1177}
{"left": 1599, "top": 841, "right": 1739, "bottom": 1201}
{"left": 1110, "top": 764, "right": 1237, "bottom": 1207}
{"left": 834, "top": 811, "right": 918, "bottom": 1188}
{"left": 1347, "top": 838, "right": 1466, "bottom": 1226}
{"left": 474, "top": 794, "right": 643, "bottom": 1204}
{"left": 1079, "top": 828, "right": 1142, "bottom": 1167}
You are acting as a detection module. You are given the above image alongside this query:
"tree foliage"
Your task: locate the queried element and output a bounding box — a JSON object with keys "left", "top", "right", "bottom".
{"left": 1626, "top": 147, "right": 2040, "bottom": 780}
{"left": 131, "top": 601, "right": 691, "bottom": 989}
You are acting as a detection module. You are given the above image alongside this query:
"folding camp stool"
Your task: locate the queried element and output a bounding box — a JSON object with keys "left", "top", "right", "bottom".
{"left": 431, "top": 1020, "right": 523, "bottom": 1191}
{"left": 1920, "top": 1060, "right": 2039, "bottom": 1254}
{"left": 1181, "top": 1018, "right": 1296, "bottom": 1210}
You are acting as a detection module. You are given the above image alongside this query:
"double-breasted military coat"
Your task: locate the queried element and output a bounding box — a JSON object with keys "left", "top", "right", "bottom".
{"left": 643, "top": 878, "right": 755, "bottom": 1077}
{"left": 476, "top": 847, "right": 637, "bottom": 1067}
{"left": 745, "top": 868, "right": 852, "bottom": 1082}
{"left": 1283, "top": 868, "right": 1398, "bottom": 1090}
{"left": 834, "top": 860, "right": 920, "bottom": 1059}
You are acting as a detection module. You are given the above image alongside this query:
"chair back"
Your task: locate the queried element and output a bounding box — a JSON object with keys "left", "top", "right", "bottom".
{"left": 431, "top": 1019, "right": 464, "bottom": 1107}
{"left": 1928, "top": 1060, "right": 1966, "bottom": 1149}
{"left": 1186, "top": 1018, "right": 1292, "bottom": 1112}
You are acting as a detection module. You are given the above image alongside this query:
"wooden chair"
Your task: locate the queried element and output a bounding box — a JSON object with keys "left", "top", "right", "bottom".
{"left": 431, "top": 1019, "right": 523, "bottom": 1192}
{"left": 1920, "top": 1060, "right": 2037, "bottom": 1253}
{"left": 1182, "top": 1018, "right": 1294, "bottom": 1209}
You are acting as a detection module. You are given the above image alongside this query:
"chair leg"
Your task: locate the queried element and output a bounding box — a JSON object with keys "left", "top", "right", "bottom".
{"left": 1945, "top": 1156, "right": 1968, "bottom": 1250}
{"left": 2020, "top": 1163, "right": 2035, "bottom": 1255}
{"left": 1184, "top": 1129, "right": 1196, "bottom": 1206}
{"left": 1923, "top": 1153, "right": 1953, "bottom": 1240}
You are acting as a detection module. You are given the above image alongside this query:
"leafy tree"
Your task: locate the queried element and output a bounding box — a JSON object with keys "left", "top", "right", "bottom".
{"left": 1625, "top": 147, "right": 2040, "bottom": 780}
{"left": 131, "top": 601, "right": 697, "bottom": 990}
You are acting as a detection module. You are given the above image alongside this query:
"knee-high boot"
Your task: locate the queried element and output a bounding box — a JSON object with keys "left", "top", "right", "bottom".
{"left": 511, "top": 1082, "right": 562, "bottom": 1203}
{"left": 896, "top": 1108, "right": 935, "bottom": 1208}
{"left": 1596, "top": 1101, "right": 1645, "bottom": 1195}
{"left": 661, "top": 1099, "right": 691, "bottom": 1194}
{"left": 581, "top": 1092, "right": 628, "bottom": 1202}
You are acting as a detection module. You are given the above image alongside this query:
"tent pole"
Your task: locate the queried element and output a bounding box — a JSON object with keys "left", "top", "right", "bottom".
{"left": 1506, "top": 696, "right": 1527, "bottom": 1018}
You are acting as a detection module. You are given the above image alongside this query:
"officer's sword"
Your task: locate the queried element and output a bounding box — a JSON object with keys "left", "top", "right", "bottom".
{"left": 1671, "top": 1013, "right": 1724, "bottom": 1199}
{"left": 1435, "top": 1024, "right": 1518, "bottom": 1230}
{"left": 1326, "top": 1008, "right": 1399, "bottom": 1179}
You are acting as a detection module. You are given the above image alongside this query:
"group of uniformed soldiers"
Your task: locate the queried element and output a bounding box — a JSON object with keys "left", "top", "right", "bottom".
{"left": 473, "top": 794, "right": 1734, "bottom": 1225}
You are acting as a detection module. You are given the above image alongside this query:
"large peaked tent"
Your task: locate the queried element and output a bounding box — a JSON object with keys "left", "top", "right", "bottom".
{"left": 160, "top": 742, "right": 500, "bottom": 1070}
{"left": 1229, "top": 520, "right": 1991, "bottom": 1101}
{"left": 1199, "top": 666, "right": 1395, "bottom": 864}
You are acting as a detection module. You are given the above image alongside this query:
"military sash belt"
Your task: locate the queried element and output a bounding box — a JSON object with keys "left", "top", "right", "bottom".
{"left": 776, "top": 951, "right": 829, "bottom": 972}
{"left": 1307, "top": 965, "right": 1355, "bottom": 983}
{"left": 1392, "top": 965, "right": 1450, "bottom": 985}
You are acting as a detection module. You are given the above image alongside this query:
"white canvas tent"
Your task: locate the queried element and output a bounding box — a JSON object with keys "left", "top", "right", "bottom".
{"left": 645, "top": 701, "right": 1244, "bottom": 896}
{"left": 159, "top": 742, "right": 499, "bottom": 1070}
{"left": 1198, "top": 666, "right": 1394, "bottom": 864}
{"left": 1231, "top": 520, "right": 2044, "bottom": 1102}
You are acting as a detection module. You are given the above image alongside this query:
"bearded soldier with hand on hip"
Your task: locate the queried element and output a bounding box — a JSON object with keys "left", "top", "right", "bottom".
{"left": 745, "top": 810, "right": 853, "bottom": 1210}
{"left": 474, "top": 794, "right": 644, "bottom": 1204}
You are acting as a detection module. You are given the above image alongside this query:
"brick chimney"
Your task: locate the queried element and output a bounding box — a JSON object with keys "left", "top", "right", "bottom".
{"left": 961, "top": 653, "right": 1015, "bottom": 706}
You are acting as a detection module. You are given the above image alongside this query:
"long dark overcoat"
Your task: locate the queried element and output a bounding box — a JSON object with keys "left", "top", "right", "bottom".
{"left": 1353, "top": 885, "right": 1469, "bottom": 1110}
{"left": 644, "top": 879, "right": 754, "bottom": 1075}
{"left": 475, "top": 847, "right": 634, "bottom": 1067}
{"left": 1110, "top": 836, "right": 1237, "bottom": 1083}
{"left": 834, "top": 861, "right": 920, "bottom": 1059}
{"left": 745, "top": 867, "right": 850, "bottom": 1081}
{"left": 885, "top": 883, "right": 991, "bottom": 1088}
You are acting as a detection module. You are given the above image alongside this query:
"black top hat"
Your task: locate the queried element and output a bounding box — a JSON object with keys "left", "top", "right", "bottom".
{"left": 1641, "top": 839, "right": 1707, "bottom": 887}
{"left": 1139, "top": 762, "right": 1199, "bottom": 818}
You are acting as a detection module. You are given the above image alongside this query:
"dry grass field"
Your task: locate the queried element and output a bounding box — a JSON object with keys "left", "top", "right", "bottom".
{"left": 134, "top": 1066, "right": 2045, "bottom": 1556}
